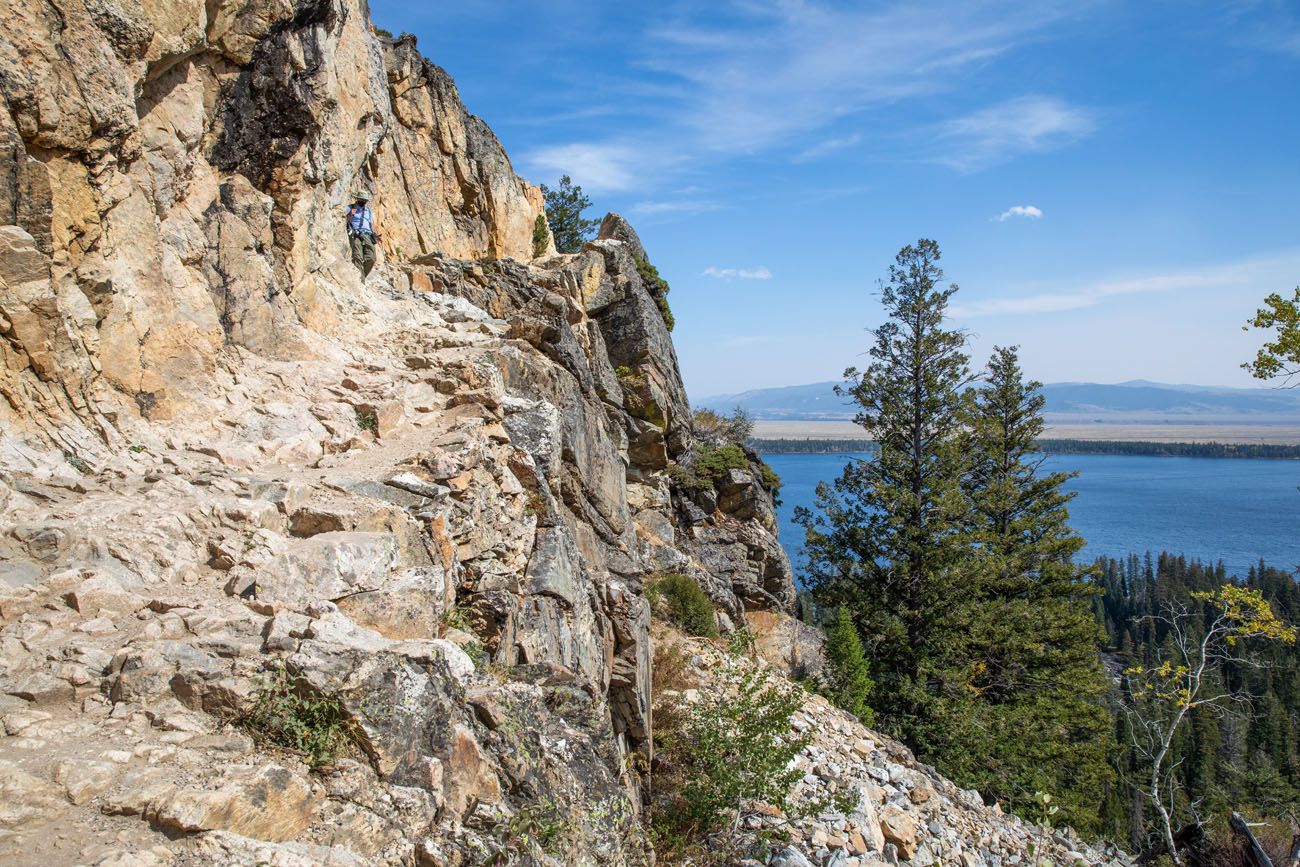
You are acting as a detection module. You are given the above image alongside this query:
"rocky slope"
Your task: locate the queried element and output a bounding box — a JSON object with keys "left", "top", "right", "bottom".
{"left": 0, "top": 1, "right": 1125, "bottom": 865}
{"left": 657, "top": 628, "right": 1133, "bottom": 867}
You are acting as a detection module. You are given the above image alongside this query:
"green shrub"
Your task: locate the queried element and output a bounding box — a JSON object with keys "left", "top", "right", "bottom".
{"left": 822, "top": 608, "right": 874, "bottom": 724}
{"left": 694, "top": 444, "right": 748, "bottom": 482}
{"left": 648, "top": 573, "right": 718, "bottom": 637}
{"left": 372, "top": 25, "right": 393, "bottom": 38}
{"left": 651, "top": 657, "right": 811, "bottom": 855}
{"left": 665, "top": 461, "right": 707, "bottom": 494}
{"left": 635, "top": 256, "right": 674, "bottom": 331}
{"left": 241, "top": 666, "right": 361, "bottom": 768}
{"left": 355, "top": 407, "right": 378, "bottom": 436}
{"left": 542, "top": 175, "right": 599, "bottom": 253}
{"left": 532, "top": 213, "right": 550, "bottom": 257}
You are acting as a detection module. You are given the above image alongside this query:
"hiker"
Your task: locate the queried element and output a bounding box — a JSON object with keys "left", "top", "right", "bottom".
{"left": 345, "top": 190, "right": 380, "bottom": 278}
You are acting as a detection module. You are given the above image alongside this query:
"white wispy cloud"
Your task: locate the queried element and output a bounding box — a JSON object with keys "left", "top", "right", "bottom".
{"left": 937, "top": 96, "right": 1095, "bottom": 171}
{"left": 629, "top": 199, "right": 722, "bottom": 216}
{"left": 703, "top": 266, "right": 773, "bottom": 280}
{"left": 651, "top": 3, "right": 1084, "bottom": 154}
{"left": 949, "top": 251, "right": 1300, "bottom": 318}
{"left": 526, "top": 2, "right": 1091, "bottom": 190}
{"left": 523, "top": 142, "right": 645, "bottom": 192}
{"left": 793, "top": 134, "right": 864, "bottom": 163}
{"left": 996, "top": 204, "right": 1044, "bottom": 221}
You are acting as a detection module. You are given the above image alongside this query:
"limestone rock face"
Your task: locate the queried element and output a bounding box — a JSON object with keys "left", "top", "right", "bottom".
{"left": 0, "top": 0, "right": 548, "bottom": 432}
{"left": 0, "top": 0, "right": 798, "bottom": 863}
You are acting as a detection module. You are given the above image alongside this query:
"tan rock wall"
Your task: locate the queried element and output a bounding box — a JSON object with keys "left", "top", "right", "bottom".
{"left": 0, "top": 0, "right": 547, "bottom": 435}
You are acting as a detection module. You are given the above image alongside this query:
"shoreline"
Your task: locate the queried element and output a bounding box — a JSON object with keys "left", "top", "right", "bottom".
{"left": 752, "top": 438, "right": 1300, "bottom": 459}
{"left": 751, "top": 418, "right": 1300, "bottom": 446}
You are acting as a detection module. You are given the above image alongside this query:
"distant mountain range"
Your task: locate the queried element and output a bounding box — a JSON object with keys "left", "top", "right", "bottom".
{"left": 699, "top": 380, "right": 1300, "bottom": 421}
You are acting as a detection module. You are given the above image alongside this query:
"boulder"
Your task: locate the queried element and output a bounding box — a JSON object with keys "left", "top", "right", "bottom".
{"left": 880, "top": 805, "right": 919, "bottom": 860}
{"left": 147, "top": 764, "right": 321, "bottom": 842}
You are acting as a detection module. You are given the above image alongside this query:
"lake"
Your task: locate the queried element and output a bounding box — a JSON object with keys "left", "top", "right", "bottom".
{"left": 764, "top": 452, "right": 1300, "bottom": 581}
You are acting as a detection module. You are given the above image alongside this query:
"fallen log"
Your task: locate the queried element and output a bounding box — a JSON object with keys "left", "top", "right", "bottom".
{"left": 1231, "top": 811, "right": 1274, "bottom": 867}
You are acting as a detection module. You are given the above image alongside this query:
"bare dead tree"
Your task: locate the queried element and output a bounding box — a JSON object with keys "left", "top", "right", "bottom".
{"left": 1118, "top": 587, "right": 1296, "bottom": 865}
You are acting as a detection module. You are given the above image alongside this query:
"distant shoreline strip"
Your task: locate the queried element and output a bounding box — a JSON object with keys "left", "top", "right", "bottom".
{"left": 751, "top": 438, "right": 1300, "bottom": 459}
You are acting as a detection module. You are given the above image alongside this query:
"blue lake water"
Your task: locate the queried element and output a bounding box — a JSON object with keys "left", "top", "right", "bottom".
{"left": 764, "top": 452, "right": 1300, "bottom": 581}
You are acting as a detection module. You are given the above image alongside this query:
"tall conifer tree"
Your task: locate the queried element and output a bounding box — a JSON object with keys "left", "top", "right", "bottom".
{"left": 953, "top": 345, "right": 1113, "bottom": 831}
{"left": 796, "top": 239, "right": 975, "bottom": 753}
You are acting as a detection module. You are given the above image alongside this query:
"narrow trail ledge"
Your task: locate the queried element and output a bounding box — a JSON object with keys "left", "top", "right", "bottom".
{"left": 0, "top": 1, "right": 1129, "bottom": 864}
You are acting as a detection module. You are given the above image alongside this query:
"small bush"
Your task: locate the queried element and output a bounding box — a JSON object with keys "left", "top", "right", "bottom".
{"left": 694, "top": 445, "right": 748, "bottom": 482}
{"left": 532, "top": 213, "right": 550, "bottom": 257}
{"left": 355, "top": 407, "right": 378, "bottom": 436}
{"left": 635, "top": 256, "right": 674, "bottom": 331}
{"left": 651, "top": 655, "right": 811, "bottom": 857}
{"left": 372, "top": 25, "right": 393, "bottom": 38}
{"left": 666, "top": 461, "right": 709, "bottom": 494}
{"left": 648, "top": 574, "right": 718, "bottom": 637}
{"left": 241, "top": 666, "right": 361, "bottom": 768}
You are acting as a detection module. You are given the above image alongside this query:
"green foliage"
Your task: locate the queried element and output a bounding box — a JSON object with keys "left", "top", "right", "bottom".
{"left": 241, "top": 666, "right": 360, "bottom": 768}
{"left": 541, "top": 175, "right": 600, "bottom": 253}
{"left": 796, "top": 245, "right": 1113, "bottom": 834}
{"left": 796, "top": 239, "right": 976, "bottom": 755}
{"left": 485, "top": 797, "right": 579, "bottom": 865}
{"left": 822, "top": 608, "right": 874, "bottom": 724}
{"left": 666, "top": 461, "right": 709, "bottom": 494}
{"left": 692, "top": 407, "right": 754, "bottom": 447}
{"left": 652, "top": 656, "right": 811, "bottom": 855}
{"left": 355, "top": 406, "right": 378, "bottom": 436}
{"left": 648, "top": 573, "right": 718, "bottom": 638}
{"left": 950, "top": 345, "right": 1114, "bottom": 832}
{"left": 1242, "top": 286, "right": 1300, "bottom": 384}
{"left": 756, "top": 461, "right": 782, "bottom": 502}
{"left": 635, "top": 255, "right": 675, "bottom": 331}
{"left": 531, "top": 213, "right": 550, "bottom": 257}
{"left": 694, "top": 444, "right": 749, "bottom": 481}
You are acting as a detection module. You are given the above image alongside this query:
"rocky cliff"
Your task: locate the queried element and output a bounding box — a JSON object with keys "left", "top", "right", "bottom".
{"left": 0, "top": 2, "right": 1130, "bottom": 865}
{"left": 0, "top": 0, "right": 794, "bottom": 863}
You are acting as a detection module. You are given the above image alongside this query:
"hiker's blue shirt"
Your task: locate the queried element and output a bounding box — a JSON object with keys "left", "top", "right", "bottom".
{"left": 347, "top": 204, "right": 374, "bottom": 236}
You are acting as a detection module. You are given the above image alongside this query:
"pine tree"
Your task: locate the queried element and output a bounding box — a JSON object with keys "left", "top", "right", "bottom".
{"left": 948, "top": 345, "right": 1113, "bottom": 832}
{"left": 796, "top": 239, "right": 975, "bottom": 753}
{"left": 822, "top": 608, "right": 875, "bottom": 724}
{"left": 540, "top": 175, "right": 600, "bottom": 253}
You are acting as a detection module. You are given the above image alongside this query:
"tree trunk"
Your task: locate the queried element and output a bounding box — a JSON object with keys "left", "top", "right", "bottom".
{"left": 1152, "top": 767, "right": 1181, "bottom": 865}
{"left": 1230, "top": 811, "right": 1274, "bottom": 867}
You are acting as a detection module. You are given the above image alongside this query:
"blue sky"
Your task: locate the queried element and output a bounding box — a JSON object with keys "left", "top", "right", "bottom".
{"left": 370, "top": 0, "right": 1300, "bottom": 397}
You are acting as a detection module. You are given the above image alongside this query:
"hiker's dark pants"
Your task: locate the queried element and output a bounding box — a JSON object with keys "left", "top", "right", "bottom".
{"left": 350, "top": 233, "right": 376, "bottom": 278}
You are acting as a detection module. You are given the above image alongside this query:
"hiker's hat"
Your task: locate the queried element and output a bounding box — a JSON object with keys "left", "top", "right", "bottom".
{"left": 354, "top": 190, "right": 371, "bottom": 201}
